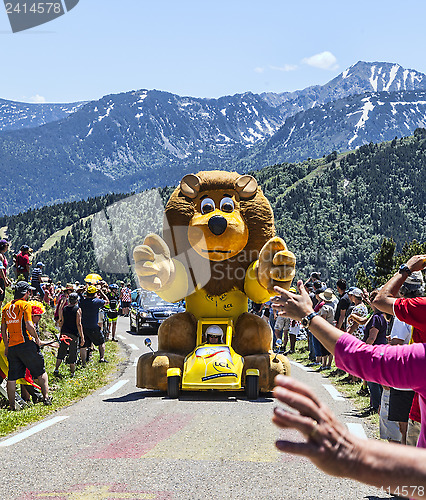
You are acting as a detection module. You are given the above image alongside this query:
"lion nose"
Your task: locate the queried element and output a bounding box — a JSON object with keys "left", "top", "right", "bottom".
{"left": 208, "top": 215, "right": 227, "bottom": 235}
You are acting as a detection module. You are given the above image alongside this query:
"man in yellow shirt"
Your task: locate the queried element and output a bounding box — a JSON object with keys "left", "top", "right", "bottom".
{"left": 2, "top": 281, "right": 51, "bottom": 410}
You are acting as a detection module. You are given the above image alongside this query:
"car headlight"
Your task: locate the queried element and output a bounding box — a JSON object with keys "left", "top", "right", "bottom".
{"left": 139, "top": 311, "right": 150, "bottom": 318}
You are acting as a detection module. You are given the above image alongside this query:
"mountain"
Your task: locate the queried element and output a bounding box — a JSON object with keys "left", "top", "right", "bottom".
{"left": 0, "top": 99, "right": 85, "bottom": 131}
{"left": 2, "top": 61, "right": 426, "bottom": 215}
{"left": 237, "top": 89, "right": 426, "bottom": 169}
{"left": 260, "top": 61, "right": 426, "bottom": 110}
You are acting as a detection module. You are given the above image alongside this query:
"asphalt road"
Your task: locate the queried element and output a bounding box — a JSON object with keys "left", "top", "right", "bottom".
{"left": 0, "top": 317, "right": 393, "bottom": 500}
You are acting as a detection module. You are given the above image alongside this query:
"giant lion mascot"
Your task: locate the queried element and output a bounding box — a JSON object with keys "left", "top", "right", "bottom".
{"left": 134, "top": 171, "right": 296, "bottom": 392}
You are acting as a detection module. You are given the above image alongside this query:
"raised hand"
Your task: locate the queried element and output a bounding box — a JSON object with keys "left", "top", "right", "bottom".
{"left": 406, "top": 254, "right": 426, "bottom": 272}
{"left": 133, "top": 234, "right": 175, "bottom": 292}
{"left": 272, "top": 375, "right": 360, "bottom": 478}
{"left": 257, "top": 237, "right": 296, "bottom": 294}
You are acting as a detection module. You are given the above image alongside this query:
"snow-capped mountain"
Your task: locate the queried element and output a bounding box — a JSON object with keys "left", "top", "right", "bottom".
{"left": 0, "top": 99, "right": 86, "bottom": 131}
{"left": 237, "top": 90, "right": 426, "bottom": 169}
{"left": 261, "top": 61, "right": 426, "bottom": 111}
{"left": 2, "top": 60, "right": 426, "bottom": 215}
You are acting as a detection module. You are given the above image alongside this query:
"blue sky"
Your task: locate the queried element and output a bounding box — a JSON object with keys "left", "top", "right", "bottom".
{"left": 1, "top": 0, "right": 425, "bottom": 103}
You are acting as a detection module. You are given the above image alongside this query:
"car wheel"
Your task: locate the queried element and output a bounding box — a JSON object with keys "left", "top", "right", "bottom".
{"left": 245, "top": 374, "right": 259, "bottom": 400}
{"left": 167, "top": 375, "right": 180, "bottom": 399}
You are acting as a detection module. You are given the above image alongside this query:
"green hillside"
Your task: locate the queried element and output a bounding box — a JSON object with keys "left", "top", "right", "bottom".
{"left": 2, "top": 131, "right": 425, "bottom": 286}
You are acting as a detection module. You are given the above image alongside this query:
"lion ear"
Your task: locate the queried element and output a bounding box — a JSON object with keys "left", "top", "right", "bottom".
{"left": 235, "top": 175, "right": 258, "bottom": 199}
{"left": 180, "top": 174, "right": 201, "bottom": 199}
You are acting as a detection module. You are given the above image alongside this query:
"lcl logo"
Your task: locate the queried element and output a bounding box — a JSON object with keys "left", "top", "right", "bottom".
{"left": 4, "top": 0, "right": 79, "bottom": 33}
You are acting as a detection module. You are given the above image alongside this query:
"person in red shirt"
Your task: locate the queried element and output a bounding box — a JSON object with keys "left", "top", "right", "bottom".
{"left": 374, "top": 255, "right": 426, "bottom": 446}
{"left": 15, "top": 245, "right": 31, "bottom": 282}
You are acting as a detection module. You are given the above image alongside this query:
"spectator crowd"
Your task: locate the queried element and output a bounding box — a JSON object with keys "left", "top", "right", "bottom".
{"left": 0, "top": 238, "right": 133, "bottom": 410}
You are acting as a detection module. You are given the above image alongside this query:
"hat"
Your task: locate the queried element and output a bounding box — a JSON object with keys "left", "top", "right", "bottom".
{"left": 0, "top": 239, "right": 8, "bottom": 245}
{"left": 36, "top": 261, "right": 44, "bottom": 267}
{"left": 20, "top": 244, "right": 29, "bottom": 251}
{"left": 29, "top": 300, "right": 45, "bottom": 315}
{"left": 347, "top": 286, "right": 355, "bottom": 293}
{"left": 403, "top": 271, "right": 424, "bottom": 290}
{"left": 64, "top": 283, "right": 74, "bottom": 291}
{"left": 15, "top": 281, "right": 35, "bottom": 294}
{"left": 87, "top": 285, "right": 97, "bottom": 294}
{"left": 318, "top": 288, "right": 337, "bottom": 302}
{"left": 205, "top": 325, "right": 223, "bottom": 337}
{"left": 350, "top": 287, "right": 363, "bottom": 298}
{"left": 69, "top": 292, "right": 79, "bottom": 303}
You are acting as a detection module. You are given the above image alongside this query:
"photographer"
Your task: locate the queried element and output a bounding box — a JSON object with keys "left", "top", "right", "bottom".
{"left": 79, "top": 282, "right": 109, "bottom": 365}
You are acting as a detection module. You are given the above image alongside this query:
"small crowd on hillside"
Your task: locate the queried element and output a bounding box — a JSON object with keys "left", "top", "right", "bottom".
{"left": 259, "top": 268, "right": 425, "bottom": 450}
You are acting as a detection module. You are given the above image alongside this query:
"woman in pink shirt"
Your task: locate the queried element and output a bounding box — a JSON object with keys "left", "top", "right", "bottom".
{"left": 271, "top": 254, "right": 426, "bottom": 498}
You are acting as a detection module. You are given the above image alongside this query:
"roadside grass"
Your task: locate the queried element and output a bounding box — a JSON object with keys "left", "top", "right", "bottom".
{"left": 287, "top": 339, "right": 380, "bottom": 432}
{"left": 0, "top": 342, "right": 121, "bottom": 437}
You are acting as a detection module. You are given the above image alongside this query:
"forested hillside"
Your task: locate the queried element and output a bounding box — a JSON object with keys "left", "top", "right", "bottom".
{"left": 3, "top": 131, "right": 425, "bottom": 285}
{"left": 0, "top": 193, "right": 131, "bottom": 253}
{"left": 254, "top": 130, "right": 426, "bottom": 282}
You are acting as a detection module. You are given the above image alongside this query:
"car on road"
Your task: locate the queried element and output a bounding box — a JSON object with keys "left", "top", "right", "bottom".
{"left": 129, "top": 290, "right": 182, "bottom": 334}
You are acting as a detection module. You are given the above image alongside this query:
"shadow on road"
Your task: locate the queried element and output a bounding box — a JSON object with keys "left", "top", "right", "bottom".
{"left": 125, "top": 330, "right": 158, "bottom": 337}
{"left": 365, "top": 496, "right": 397, "bottom": 500}
{"left": 103, "top": 390, "right": 164, "bottom": 403}
{"left": 103, "top": 390, "right": 274, "bottom": 403}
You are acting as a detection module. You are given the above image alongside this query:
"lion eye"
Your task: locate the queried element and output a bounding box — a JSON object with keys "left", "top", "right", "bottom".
{"left": 201, "top": 198, "right": 215, "bottom": 214}
{"left": 220, "top": 197, "right": 234, "bottom": 213}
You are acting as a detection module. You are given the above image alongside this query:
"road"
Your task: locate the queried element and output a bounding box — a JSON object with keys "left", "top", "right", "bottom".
{"left": 0, "top": 317, "right": 393, "bottom": 500}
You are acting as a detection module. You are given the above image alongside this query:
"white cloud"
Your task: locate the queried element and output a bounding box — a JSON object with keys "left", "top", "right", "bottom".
{"left": 254, "top": 67, "right": 265, "bottom": 74}
{"left": 270, "top": 64, "right": 298, "bottom": 72}
{"left": 302, "top": 51, "right": 338, "bottom": 70}
{"left": 29, "top": 94, "right": 46, "bottom": 103}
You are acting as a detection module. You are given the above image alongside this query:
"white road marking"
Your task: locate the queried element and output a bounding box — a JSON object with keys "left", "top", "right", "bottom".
{"left": 0, "top": 416, "right": 69, "bottom": 447}
{"left": 322, "top": 384, "right": 345, "bottom": 401}
{"left": 128, "top": 344, "right": 139, "bottom": 350}
{"left": 117, "top": 335, "right": 126, "bottom": 340}
{"left": 346, "top": 423, "right": 368, "bottom": 439}
{"left": 101, "top": 379, "right": 129, "bottom": 395}
{"left": 289, "top": 360, "right": 310, "bottom": 372}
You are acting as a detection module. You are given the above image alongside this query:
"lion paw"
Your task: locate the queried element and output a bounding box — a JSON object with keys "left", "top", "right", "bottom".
{"left": 257, "top": 237, "right": 296, "bottom": 294}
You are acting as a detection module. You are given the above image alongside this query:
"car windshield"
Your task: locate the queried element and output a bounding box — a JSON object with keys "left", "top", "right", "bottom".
{"left": 139, "top": 294, "right": 175, "bottom": 308}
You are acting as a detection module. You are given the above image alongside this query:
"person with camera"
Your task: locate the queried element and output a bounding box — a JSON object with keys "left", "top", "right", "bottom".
{"left": 79, "top": 282, "right": 109, "bottom": 365}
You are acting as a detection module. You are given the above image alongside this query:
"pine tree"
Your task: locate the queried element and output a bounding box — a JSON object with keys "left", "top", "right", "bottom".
{"left": 356, "top": 266, "right": 372, "bottom": 291}
{"left": 373, "top": 237, "right": 396, "bottom": 286}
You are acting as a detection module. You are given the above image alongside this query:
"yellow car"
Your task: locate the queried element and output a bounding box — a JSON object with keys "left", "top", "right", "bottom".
{"left": 165, "top": 318, "right": 260, "bottom": 400}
